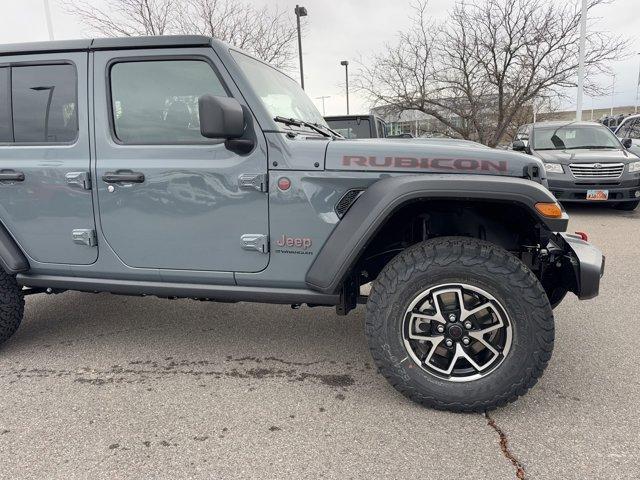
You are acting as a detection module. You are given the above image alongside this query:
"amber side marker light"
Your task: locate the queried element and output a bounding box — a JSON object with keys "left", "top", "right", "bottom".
{"left": 535, "top": 202, "right": 563, "bottom": 218}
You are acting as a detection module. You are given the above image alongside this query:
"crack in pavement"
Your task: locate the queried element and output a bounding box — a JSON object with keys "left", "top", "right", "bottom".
{"left": 485, "top": 412, "right": 527, "bottom": 480}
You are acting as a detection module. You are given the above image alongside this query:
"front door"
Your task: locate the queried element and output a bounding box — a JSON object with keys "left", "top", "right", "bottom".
{"left": 0, "top": 52, "right": 96, "bottom": 265}
{"left": 92, "top": 49, "right": 269, "bottom": 272}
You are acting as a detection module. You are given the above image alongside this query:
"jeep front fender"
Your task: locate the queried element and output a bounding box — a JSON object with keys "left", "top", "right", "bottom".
{"left": 306, "top": 174, "right": 568, "bottom": 294}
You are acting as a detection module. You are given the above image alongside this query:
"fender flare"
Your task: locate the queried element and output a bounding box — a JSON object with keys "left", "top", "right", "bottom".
{"left": 0, "top": 223, "right": 29, "bottom": 274}
{"left": 305, "top": 174, "right": 568, "bottom": 294}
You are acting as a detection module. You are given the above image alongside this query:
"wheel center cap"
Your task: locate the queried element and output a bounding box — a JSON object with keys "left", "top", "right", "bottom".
{"left": 448, "top": 324, "right": 464, "bottom": 339}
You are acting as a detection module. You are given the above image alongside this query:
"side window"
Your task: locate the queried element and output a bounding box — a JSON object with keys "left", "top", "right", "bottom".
{"left": 12, "top": 64, "right": 78, "bottom": 143}
{"left": 110, "top": 60, "right": 227, "bottom": 144}
{"left": 515, "top": 126, "right": 529, "bottom": 142}
{"left": 0, "top": 68, "right": 11, "bottom": 142}
{"left": 616, "top": 120, "right": 630, "bottom": 138}
{"left": 627, "top": 120, "right": 640, "bottom": 140}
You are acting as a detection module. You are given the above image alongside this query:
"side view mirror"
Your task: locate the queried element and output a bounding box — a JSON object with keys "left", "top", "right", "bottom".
{"left": 198, "top": 95, "right": 245, "bottom": 139}
{"left": 622, "top": 138, "right": 633, "bottom": 149}
{"left": 512, "top": 140, "right": 526, "bottom": 151}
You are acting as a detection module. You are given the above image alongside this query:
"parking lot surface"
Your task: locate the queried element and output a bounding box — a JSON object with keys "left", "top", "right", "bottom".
{"left": 0, "top": 205, "right": 638, "bottom": 479}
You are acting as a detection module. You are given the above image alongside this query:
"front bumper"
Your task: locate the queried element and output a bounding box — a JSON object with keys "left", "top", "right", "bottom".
{"left": 547, "top": 173, "right": 640, "bottom": 203}
{"left": 556, "top": 233, "right": 605, "bottom": 300}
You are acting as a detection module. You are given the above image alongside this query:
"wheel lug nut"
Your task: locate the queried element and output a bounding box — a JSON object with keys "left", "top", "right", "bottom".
{"left": 445, "top": 339, "right": 453, "bottom": 348}
{"left": 464, "top": 321, "right": 472, "bottom": 329}
{"left": 462, "top": 337, "right": 470, "bottom": 346}
{"left": 448, "top": 314, "right": 456, "bottom": 322}
{"left": 437, "top": 325, "right": 445, "bottom": 333}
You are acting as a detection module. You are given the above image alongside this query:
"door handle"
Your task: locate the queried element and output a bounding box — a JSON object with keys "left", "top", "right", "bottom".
{"left": 0, "top": 170, "right": 25, "bottom": 182}
{"left": 102, "top": 171, "right": 145, "bottom": 184}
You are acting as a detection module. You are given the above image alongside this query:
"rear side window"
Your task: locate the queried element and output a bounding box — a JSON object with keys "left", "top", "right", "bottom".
{"left": 12, "top": 64, "right": 78, "bottom": 143}
{"left": 515, "top": 126, "right": 529, "bottom": 142}
{"left": 626, "top": 119, "right": 640, "bottom": 139}
{"left": 109, "top": 60, "right": 227, "bottom": 144}
{"left": 0, "top": 68, "right": 11, "bottom": 142}
{"left": 616, "top": 121, "right": 629, "bottom": 138}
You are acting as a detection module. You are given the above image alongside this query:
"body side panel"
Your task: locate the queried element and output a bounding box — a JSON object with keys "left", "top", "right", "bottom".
{"left": 236, "top": 171, "right": 379, "bottom": 288}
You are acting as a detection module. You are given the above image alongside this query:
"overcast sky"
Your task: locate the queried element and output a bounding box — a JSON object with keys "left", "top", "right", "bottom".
{"left": 2, "top": 0, "right": 638, "bottom": 116}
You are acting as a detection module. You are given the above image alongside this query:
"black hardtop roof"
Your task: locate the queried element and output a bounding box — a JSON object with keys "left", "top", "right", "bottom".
{"left": 0, "top": 35, "right": 212, "bottom": 57}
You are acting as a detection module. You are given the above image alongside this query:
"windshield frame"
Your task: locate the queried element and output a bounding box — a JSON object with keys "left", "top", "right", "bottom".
{"left": 531, "top": 122, "right": 623, "bottom": 151}
{"left": 229, "top": 48, "right": 328, "bottom": 135}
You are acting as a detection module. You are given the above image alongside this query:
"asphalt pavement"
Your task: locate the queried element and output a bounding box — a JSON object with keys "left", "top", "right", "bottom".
{"left": 0, "top": 204, "right": 638, "bottom": 479}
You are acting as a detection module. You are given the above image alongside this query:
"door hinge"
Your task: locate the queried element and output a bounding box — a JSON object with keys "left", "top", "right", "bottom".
{"left": 240, "top": 234, "right": 269, "bottom": 254}
{"left": 72, "top": 229, "right": 97, "bottom": 247}
{"left": 66, "top": 171, "right": 92, "bottom": 190}
{"left": 238, "top": 173, "right": 268, "bottom": 192}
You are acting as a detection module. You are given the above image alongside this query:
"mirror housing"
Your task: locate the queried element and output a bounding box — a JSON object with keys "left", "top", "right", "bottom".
{"left": 512, "top": 140, "right": 526, "bottom": 151}
{"left": 198, "top": 95, "right": 245, "bottom": 139}
{"left": 622, "top": 138, "right": 633, "bottom": 149}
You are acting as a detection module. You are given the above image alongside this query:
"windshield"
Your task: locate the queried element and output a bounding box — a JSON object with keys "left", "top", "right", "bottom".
{"left": 533, "top": 124, "right": 620, "bottom": 150}
{"left": 326, "top": 118, "right": 372, "bottom": 139}
{"left": 231, "top": 50, "right": 327, "bottom": 127}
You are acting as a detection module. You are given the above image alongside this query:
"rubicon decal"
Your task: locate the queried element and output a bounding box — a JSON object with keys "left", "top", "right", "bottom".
{"left": 342, "top": 155, "right": 507, "bottom": 172}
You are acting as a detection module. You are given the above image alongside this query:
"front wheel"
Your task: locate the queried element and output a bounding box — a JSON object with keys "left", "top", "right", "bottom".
{"left": 365, "top": 237, "right": 554, "bottom": 412}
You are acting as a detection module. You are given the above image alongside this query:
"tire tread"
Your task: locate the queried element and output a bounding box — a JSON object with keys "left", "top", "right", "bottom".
{"left": 365, "top": 237, "right": 554, "bottom": 412}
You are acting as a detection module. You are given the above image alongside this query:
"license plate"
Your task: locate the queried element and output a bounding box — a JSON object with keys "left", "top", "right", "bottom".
{"left": 586, "top": 189, "right": 609, "bottom": 201}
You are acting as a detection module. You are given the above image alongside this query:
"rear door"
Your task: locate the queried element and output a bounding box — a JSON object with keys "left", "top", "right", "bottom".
{"left": 0, "top": 53, "right": 96, "bottom": 265}
{"left": 92, "top": 48, "right": 269, "bottom": 272}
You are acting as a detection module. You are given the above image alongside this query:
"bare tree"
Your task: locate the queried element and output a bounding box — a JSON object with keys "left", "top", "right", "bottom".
{"left": 64, "top": 0, "right": 298, "bottom": 69}
{"left": 64, "top": 0, "right": 175, "bottom": 36}
{"left": 356, "top": 0, "right": 627, "bottom": 146}
{"left": 178, "top": 0, "right": 298, "bottom": 69}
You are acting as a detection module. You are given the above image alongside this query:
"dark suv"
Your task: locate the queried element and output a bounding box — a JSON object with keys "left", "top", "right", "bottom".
{"left": 512, "top": 121, "right": 640, "bottom": 210}
{"left": 324, "top": 114, "right": 387, "bottom": 139}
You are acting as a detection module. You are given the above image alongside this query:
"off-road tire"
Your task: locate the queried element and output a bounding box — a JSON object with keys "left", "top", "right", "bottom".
{"left": 0, "top": 271, "right": 24, "bottom": 347}
{"left": 614, "top": 200, "right": 639, "bottom": 211}
{"left": 365, "top": 237, "right": 554, "bottom": 412}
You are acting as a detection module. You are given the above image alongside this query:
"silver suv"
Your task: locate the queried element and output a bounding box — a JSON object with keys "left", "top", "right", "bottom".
{"left": 513, "top": 121, "right": 640, "bottom": 210}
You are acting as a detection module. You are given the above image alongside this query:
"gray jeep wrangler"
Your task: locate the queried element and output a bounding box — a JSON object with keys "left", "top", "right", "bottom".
{"left": 0, "top": 36, "right": 604, "bottom": 412}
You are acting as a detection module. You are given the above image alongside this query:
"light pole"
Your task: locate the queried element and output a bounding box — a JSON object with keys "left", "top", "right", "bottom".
{"left": 43, "top": 0, "right": 54, "bottom": 40}
{"left": 576, "top": 0, "right": 587, "bottom": 121}
{"left": 610, "top": 74, "right": 616, "bottom": 116}
{"left": 315, "top": 96, "right": 330, "bottom": 115}
{"left": 340, "top": 60, "right": 349, "bottom": 114}
{"left": 31, "top": 86, "right": 55, "bottom": 141}
{"left": 294, "top": 5, "right": 307, "bottom": 89}
{"left": 635, "top": 53, "right": 640, "bottom": 114}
